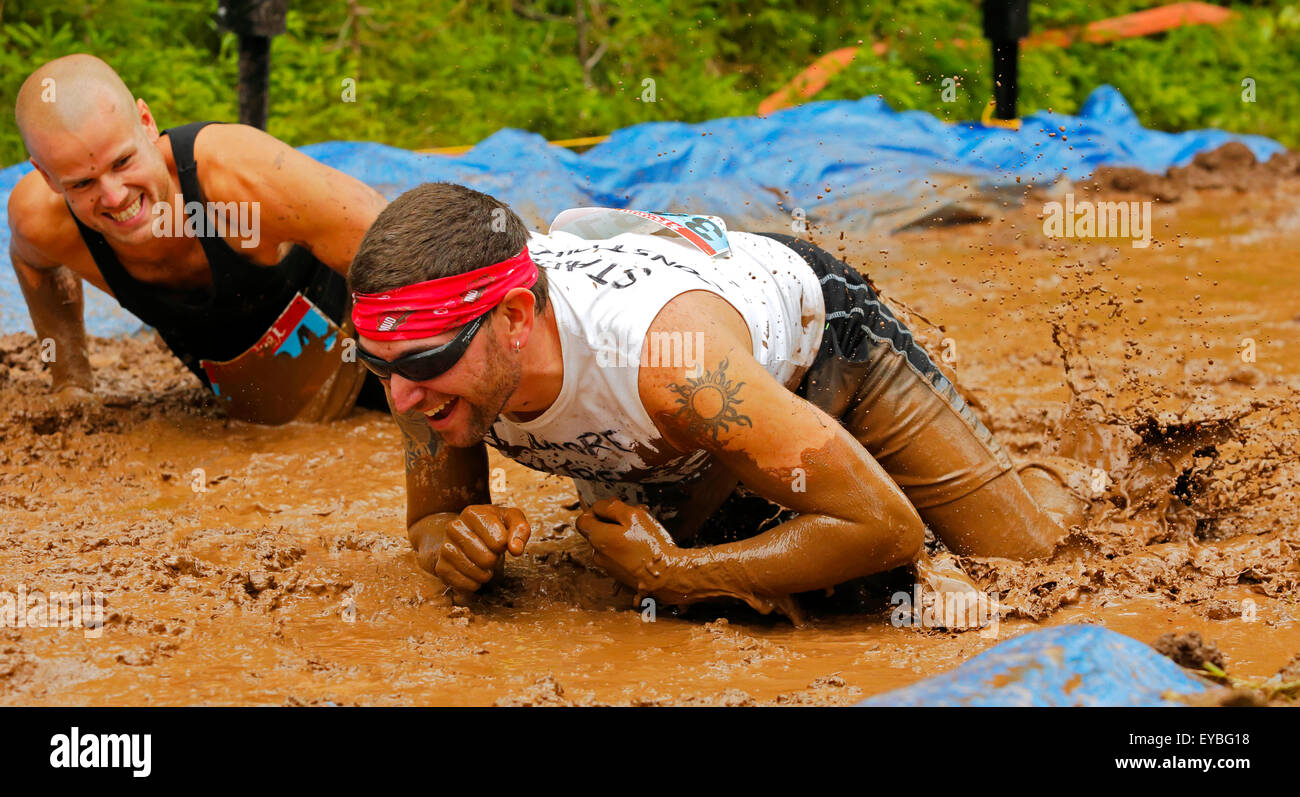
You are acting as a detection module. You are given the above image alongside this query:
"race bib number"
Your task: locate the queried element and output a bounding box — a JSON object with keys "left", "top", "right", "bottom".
{"left": 199, "top": 293, "right": 343, "bottom": 424}
{"left": 549, "top": 207, "right": 731, "bottom": 258}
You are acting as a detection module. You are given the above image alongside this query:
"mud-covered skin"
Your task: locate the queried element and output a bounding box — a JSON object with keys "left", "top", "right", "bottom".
{"left": 560, "top": 231, "right": 1086, "bottom": 616}
{"left": 430, "top": 505, "right": 530, "bottom": 598}
{"left": 575, "top": 499, "right": 683, "bottom": 599}
{"left": 8, "top": 252, "right": 93, "bottom": 398}
{"left": 570, "top": 291, "right": 926, "bottom": 619}
{"left": 571, "top": 284, "right": 1082, "bottom": 617}
{"left": 384, "top": 383, "right": 528, "bottom": 598}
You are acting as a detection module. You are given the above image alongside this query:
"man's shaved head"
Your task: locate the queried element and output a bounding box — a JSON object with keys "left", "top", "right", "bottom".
{"left": 16, "top": 54, "right": 140, "bottom": 165}
{"left": 17, "top": 54, "right": 171, "bottom": 245}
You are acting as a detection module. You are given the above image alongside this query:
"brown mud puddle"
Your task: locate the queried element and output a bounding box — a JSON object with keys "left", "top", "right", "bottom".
{"left": 2, "top": 174, "right": 1298, "bottom": 705}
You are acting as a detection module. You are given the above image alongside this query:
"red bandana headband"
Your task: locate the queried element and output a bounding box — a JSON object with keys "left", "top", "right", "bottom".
{"left": 351, "top": 248, "right": 538, "bottom": 341}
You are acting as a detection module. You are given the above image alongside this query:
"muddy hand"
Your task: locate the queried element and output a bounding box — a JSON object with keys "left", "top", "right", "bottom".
{"left": 434, "top": 505, "right": 531, "bottom": 601}
{"left": 575, "top": 498, "right": 680, "bottom": 596}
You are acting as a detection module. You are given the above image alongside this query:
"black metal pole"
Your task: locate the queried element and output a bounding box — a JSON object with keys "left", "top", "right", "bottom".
{"left": 237, "top": 34, "right": 272, "bottom": 130}
{"left": 982, "top": 0, "right": 1030, "bottom": 120}
{"left": 991, "top": 39, "right": 1020, "bottom": 121}
{"left": 218, "top": 0, "right": 288, "bottom": 131}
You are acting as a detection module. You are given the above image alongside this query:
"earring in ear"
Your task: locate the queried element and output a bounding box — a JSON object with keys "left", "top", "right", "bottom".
{"left": 513, "top": 341, "right": 520, "bottom": 352}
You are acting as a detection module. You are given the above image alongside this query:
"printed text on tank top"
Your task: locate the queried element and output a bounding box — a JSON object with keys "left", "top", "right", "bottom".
{"left": 484, "top": 229, "right": 825, "bottom": 492}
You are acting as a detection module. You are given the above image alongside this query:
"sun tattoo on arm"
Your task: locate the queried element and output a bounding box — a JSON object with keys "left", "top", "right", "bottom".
{"left": 667, "top": 356, "right": 753, "bottom": 444}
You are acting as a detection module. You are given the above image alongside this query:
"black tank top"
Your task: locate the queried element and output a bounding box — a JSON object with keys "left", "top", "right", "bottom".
{"left": 70, "top": 121, "right": 349, "bottom": 388}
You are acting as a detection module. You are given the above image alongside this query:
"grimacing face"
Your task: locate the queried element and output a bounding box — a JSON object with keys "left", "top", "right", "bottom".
{"left": 32, "top": 99, "right": 171, "bottom": 248}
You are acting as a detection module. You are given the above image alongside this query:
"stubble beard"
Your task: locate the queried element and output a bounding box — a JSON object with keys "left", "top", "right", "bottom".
{"left": 442, "top": 345, "right": 521, "bottom": 448}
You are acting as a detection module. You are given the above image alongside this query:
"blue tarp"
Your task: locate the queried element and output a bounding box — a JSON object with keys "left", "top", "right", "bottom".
{"left": 0, "top": 85, "right": 1285, "bottom": 337}
{"left": 858, "top": 625, "right": 1210, "bottom": 707}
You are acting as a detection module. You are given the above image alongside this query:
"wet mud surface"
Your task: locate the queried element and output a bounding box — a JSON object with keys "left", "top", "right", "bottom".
{"left": 2, "top": 165, "right": 1298, "bottom": 705}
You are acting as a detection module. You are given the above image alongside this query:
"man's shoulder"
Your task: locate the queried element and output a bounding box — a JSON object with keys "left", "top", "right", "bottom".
{"left": 7, "top": 171, "right": 81, "bottom": 262}
{"left": 190, "top": 121, "right": 278, "bottom": 156}
{"left": 190, "top": 122, "right": 294, "bottom": 200}
{"left": 656, "top": 289, "right": 747, "bottom": 330}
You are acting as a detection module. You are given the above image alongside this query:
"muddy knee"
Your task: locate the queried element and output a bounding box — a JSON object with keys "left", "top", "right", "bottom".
{"left": 1017, "top": 461, "right": 1088, "bottom": 532}
{"left": 918, "top": 469, "right": 1071, "bottom": 560}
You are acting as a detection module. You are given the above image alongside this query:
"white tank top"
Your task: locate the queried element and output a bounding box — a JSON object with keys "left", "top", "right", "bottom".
{"left": 484, "top": 228, "right": 825, "bottom": 512}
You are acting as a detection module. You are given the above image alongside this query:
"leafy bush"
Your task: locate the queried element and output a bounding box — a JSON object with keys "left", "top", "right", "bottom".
{"left": 2, "top": 0, "right": 1296, "bottom": 170}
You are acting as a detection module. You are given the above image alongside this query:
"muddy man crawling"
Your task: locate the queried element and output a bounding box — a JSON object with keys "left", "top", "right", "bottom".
{"left": 350, "top": 182, "right": 1088, "bottom": 620}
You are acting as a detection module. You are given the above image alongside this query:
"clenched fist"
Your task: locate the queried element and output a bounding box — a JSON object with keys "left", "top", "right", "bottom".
{"left": 575, "top": 498, "right": 681, "bottom": 596}
{"left": 410, "top": 505, "right": 531, "bottom": 598}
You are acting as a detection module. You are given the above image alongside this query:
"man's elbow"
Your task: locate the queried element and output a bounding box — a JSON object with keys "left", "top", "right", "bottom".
{"left": 890, "top": 510, "right": 926, "bottom": 571}
{"left": 854, "top": 499, "right": 925, "bottom": 574}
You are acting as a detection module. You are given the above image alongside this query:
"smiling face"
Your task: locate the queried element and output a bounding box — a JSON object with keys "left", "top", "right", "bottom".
{"left": 16, "top": 55, "right": 172, "bottom": 248}
{"left": 28, "top": 96, "right": 171, "bottom": 247}
{"left": 362, "top": 311, "right": 522, "bottom": 448}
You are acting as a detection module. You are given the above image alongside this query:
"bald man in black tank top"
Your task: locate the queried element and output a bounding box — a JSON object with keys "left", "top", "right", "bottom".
{"left": 8, "top": 54, "right": 387, "bottom": 423}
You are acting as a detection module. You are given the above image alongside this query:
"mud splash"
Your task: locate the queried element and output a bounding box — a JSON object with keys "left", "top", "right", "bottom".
{"left": 2, "top": 163, "right": 1299, "bottom": 705}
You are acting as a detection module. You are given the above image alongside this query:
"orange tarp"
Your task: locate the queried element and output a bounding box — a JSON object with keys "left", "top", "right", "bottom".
{"left": 757, "top": 2, "right": 1235, "bottom": 116}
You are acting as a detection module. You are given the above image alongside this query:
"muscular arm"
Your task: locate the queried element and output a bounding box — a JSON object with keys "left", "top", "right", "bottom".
{"left": 584, "top": 290, "right": 925, "bottom": 613}
{"left": 386, "top": 392, "right": 529, "bottom": 596}
{"left": 385, "top": 386, "right": 490, "bottom": 571}
{"left": 197, "top": 124, "right": 386, "bottom": 275}
{"left": 7, "top": 187, "right": 93, "bottom": 393}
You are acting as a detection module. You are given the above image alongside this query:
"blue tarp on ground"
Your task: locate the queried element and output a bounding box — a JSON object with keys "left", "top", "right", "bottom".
{"left": 858, "top": 625, "right": 1210, "bottom": 707}
{"left": 0, "top": 85, "right": 1285, "bottom": 337}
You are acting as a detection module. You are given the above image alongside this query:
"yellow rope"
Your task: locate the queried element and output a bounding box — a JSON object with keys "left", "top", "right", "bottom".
{"left": 979, "top": 98, "right": 1023, "bottom": 130}
{"left": 417, "top": 134, "right": 610, "bottom": 156}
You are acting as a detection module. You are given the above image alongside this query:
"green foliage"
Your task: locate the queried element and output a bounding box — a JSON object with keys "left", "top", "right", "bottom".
{"left": 2, "top": 0, "right": 1298, "bottom": 169}
{"left": 821, "top": 2, "right": 1300, "bottom": 147}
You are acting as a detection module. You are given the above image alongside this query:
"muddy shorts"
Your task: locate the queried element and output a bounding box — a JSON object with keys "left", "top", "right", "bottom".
{"left": 688, "top": 233, "right": 1020, "bottom": 550}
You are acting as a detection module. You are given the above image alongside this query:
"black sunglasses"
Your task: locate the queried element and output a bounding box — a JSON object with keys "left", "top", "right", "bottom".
{"left": 356, "top": 313, "right": 486, "bottom": 382}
